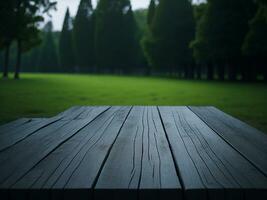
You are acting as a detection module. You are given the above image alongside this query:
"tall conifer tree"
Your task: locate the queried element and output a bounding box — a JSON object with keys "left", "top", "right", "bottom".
{"left": 95, "top": 0, "right": 138, "bottom": 73}
{"left": 73, "top": 0, "right": 95, "bottom": 72}
{"left": 59, "top": 8, "right": 75, "bottom": 72}
{"left": 191, "top": 0, "right": 256, "bottom": 81}
{"left": 39, "top": 22, "right": 59, "bottom": 72}
{"left": 147, "top": 0, "right": 156, "bottom": 28}
{"left": 143, "top": 0, "right": 195, "bottom": 75}
{"left": 243, "top": 0, "right": 267, "bottom": 81}
{"left": 121, "top": 4, "right": 139, "bottom": 73}
{"left": 141, "top": 0, "right": 157, "bottom": 75}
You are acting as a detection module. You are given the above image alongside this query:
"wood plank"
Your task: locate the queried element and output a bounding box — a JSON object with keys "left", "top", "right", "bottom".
{"left": 189, "top": 106, "right": 267, "bottom": 176}
{"left": 0, "top": 107, "right": 103, "bottom": 152}
{"left": 57, "top": 106, "right": 95, "bottom": 120}
{"left": 11, "top": 106, "right": 131, "bottom": 200}
{"left": 95, "top": 106, "right": 182, "bottom": 200}
{"left": 0, "top": 107, "right": 102, "bottom": 151}
{"left": 55, "top": 106, "right": 80, "bottom": 118}
{"left": 0, "top": 117, "right": 63, "bottom": 152}
{"left": 76, "top": 106, "right": 100, "bottom": 119}
{"left": 0, "top": 118, "right": 31, "bottom": 134}
{"left": 0, "top": 106, "right": 109, "bottom": 193}
{"left": 158, "top": 106, "right": 267, "bottom": 200}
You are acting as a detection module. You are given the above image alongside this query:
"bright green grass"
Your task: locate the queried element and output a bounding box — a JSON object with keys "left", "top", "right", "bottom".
{"left": 1, "top": 73, "right": 267, "bottom": 132}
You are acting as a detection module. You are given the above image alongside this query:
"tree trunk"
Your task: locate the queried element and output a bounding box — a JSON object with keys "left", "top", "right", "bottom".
{"left": 196, "top": 64, "right": 201, "bottom": 80}
{"left": 264, "top": 63, "right": 267, "bottom": 82}
{"left": 217, "top": 63, "right": 225, "bottom": 81}
{"left": 207, "top": 63, "right": 214, "bottom": 80}
{"left": 177, "top": 68, "right": 182, "bottom": 78}
{"left": 3, "top": 44, "right": 10, "bottom": 78}
{"left": 145, "top": 66, "right": 151, "bottom": 76}
{"left": 186, "top": 65, "right": 194, "bottom": 79}
{"left": 228, "top": 62, "right": 237, "bottom": 81}
{"left": 242, "top": 62, "right": 254, "bottom": 82}
{"left": 184, "top": 66, "right": 188, "bottom": 79}
{"left": 14, "top": 40, "right": 22, "bottom": 80}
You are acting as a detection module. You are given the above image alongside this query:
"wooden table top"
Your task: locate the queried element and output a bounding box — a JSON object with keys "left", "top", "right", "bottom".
{"left": 0, "top": 106, "right": 267, "bottom": 200}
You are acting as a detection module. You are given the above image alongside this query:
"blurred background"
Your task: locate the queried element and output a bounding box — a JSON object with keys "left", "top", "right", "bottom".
{"left": 0, "top": 0, "right": 267, "bottom": 132}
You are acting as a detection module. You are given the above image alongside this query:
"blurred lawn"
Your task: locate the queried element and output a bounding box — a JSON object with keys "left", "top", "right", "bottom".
{"left": 0, "top": 73, "right": 267, "bottom": 133}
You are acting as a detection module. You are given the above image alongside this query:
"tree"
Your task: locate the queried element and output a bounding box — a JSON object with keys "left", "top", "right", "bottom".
{"left": 134, "top": 9, "right": 148, "bottom": 33}
{"left": 143, "top": 0, "right": 195, "bottom": 77}
{"left": 121, "top": 4, "right": 140, "bottom": 73}
{"left": 190, "top": 3, "right": 208, "bottom": 79}
{"left": 4, "top": 0, "right": 57, "bottom": 79}
{"left": 59, "top": 8, "right": 75, "bottom": 72}
{"left": 243, "top": 1, "right": 267, "bottom": 81}
{"left": 73, "top": 0, "right": 95, "bottom": 72}
{"left": 95, "top": 0, "right": 138, "bottom": 73}
{"left": 21, "top": 46, "right": 41, "bottom": 72}
{"left": 14, "top": 6, "right": 40, "bottom": 79}
{"left": 147, "top": 0, "right": 156, "bottom": 29}
{"left": 191, "top": 0, "right": 256, "bottom": 81}
{"left": 141, "top": 1, "right": 156, "bottom": 75}
{"left": 134, "top": 9, "right": 149, "bottom": 74}
{"left": 38, "top": 21, "right": 59, "bottom": 72}
{"left": 0, "top": 1, "right": 16, "bottom": 78}
{"left": 30, "top": 47, "right": 42, "bottom": 71}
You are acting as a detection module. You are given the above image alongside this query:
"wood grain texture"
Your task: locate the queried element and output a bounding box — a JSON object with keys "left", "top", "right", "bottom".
{"left": 0, "top": 106, "right": 267, "bottom": 200}
{"left": 55, "top": 106, "right": 84, "bottom": 120}
{"left": 95, "top": 106, "right": 182, "bottom": 200}
{"left": 0, "top": 107, "right": 109, "bottom": 152}
{"left": 56, "top": 106, "right": 102, "bottom": 121}
{"left": 0, "top": 106, "right": 109, "bottom": 190}
{"left": 11, "top": 106, "right": 131, "bottom": 200}
{"left": 0, "top": 118, "right": 31, "bottom": 134}
{"left": 158, "top": 106, "right": 267, "bottom": 200}
{"left": 189, "top": 106, "right": 267, "bottom": 176}
{"left": 0, "top": 117, "right": 63, "bottom": 152}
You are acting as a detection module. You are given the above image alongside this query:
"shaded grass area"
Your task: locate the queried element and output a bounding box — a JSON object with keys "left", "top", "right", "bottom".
{"left": 0, "top": 73, "right": 267, "bottom": 132}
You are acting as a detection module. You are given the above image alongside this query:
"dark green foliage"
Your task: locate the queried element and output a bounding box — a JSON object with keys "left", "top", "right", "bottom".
{"left": 95, "top": 0, "right": 139, "bottom": 73}
{"left": 243, "top": 1, "right": 267, "bottom": 80}
{"left": 0, "top": 0, "right": 56, "bottom": 78}
{"left": 38, "top": 22, "right": 59, "bottom": 72}
{"left": 0, "top": 51, "right": 3, "bottom": 71}
{"left": 2, "top": 25, "right": 59, "bottom": 73}
{"left": 190, "top": 3, "right": 209, "bottom": 63}
{"left": 121, "top": 5, "right": 140, "bottom": 73}
{"left": 147, "top": 0, "right": 156, "bottom": 28}
{"left": 0, "top": 1, "right": 16, "bottom": 45}
{"left": 143, "top": 0, "right": 195, "bottom": 74}
{"left": 140, "top": 1, "right": 154, "bottom": 75}
{"left": 21, "top": 47, "right": 41, "bottom": 72}
{"left": 30, "top": 47, "right": 42, "bottom": 71}
{"left": 14, "top": 0, "right": 56, "bottom": 79}
{"left": 191, "top": 0, "right": 257, "bottom": 80}
{"left": 0, "top": 1, "right": 16, "bottom": 77}
{"left": 190, "top": 3, "right": 211, "bottom": 79}
{"left": 243, "top": 2, "right": 267, "bottom": 59}
{"left": 134, "top": 9, "right": 149, "bottom": 74}
{"left": 73, "top": 0, "right": 95, "bottom": 72}
{"left": 59, "top": 9, "right": 75, "bottom": 72}
{"left": 1, "top": 0, "right": 266, "bottom": 81}
{"left": 134, "top": 9, "right": 148, "bottom": 33}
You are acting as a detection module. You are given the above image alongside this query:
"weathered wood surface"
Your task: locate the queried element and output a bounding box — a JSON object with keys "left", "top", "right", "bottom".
{"left": 95, "top": 107, "right": 182, "bottom": 200}
{"left": 0, "top": 106, "right": 266, "bottom": 200}
{"left": 189, "top": 106, "right": 267, "bottom": 176}
{"left": 159, "top": 107, "right": 267, "bottom": 200}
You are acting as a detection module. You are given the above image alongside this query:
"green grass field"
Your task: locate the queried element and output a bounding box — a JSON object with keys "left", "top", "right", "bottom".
{"left": 1, "top": 73, "right": 267, "bottom": 132}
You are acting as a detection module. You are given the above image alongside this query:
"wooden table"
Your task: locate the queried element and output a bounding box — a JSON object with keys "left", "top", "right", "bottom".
{"left": 0, "top": 106, "right": 266, "bottom": 200}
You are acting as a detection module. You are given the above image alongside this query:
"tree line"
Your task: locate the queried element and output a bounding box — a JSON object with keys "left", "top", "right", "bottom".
{"left": 0, "top": 0, "right": 56, "bottom": 79}
{"left": 1, "top": 0, "right": 267, "bottom": 81}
